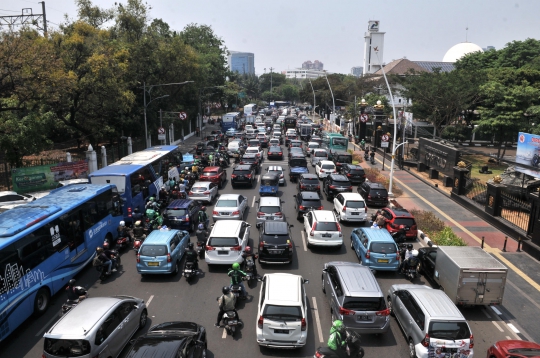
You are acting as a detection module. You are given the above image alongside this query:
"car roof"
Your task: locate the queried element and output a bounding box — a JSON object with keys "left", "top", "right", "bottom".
{"left": 359, "top": 227, "right": 395, "bottom": 242}
{"left": 300, "top": 191, "right": 320, "bottom": 199}
{"left": 328, "top": 174, "right": 349, "bottom": 181}
{"left": 233, "top": 165, "right": 252, "bottom": 170}
{"left": 313, "top": 148, "right": 327, "bottom": 152}
{"left": 312, "top": 210, "right": 336, "bottom": 222}
{"left": 0, "top": 191, "right": 18, "bottom": 196}
{"left": 329, "top": 262, "right": 381, "bottom": 296}
{"left": 192, "top": 181, "right": 212, "bottom": 187}
{"left": 263, "top": 221, "right": 289, "bottom": 234}
{"left": 267, "top": 166, "right": 283, "bottom": 171}
{"left": 211, "top": 220, "right": 244, "bottom": 234}
{"left": 144, "top": 229, "right": 182, "bottom": 244}
{"left": 217, "top": 194, "right": 242, "bottom": 200}
{"left": 300, "top": 174, "right": 318, "bottom": 179}
{"left": 401, "top": 286, "right": 465, "bottom": 319}
{"left": 265, "top": 273, "right": 302, "bottom": 304}
{"left": 167, "top": 199, "right": 194, "bottom": 209}
{"left": 340, "top": 193, "right": 365, "bottom": 201}
{"left": 319, "top": 160, "right": 335, "bottom": 165}
{"left": 260, "top": 196, "right": 281, "bottom": 205}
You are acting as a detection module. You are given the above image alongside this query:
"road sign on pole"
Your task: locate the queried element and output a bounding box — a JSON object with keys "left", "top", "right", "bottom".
{"left": 360, "top": 114, "right": 369, "bottom": 123}
{"left": 179, "top": 112, "right": 188, "bottom": 120}
{"left": 381, "top": 134, "right": 389, "bottom": 142}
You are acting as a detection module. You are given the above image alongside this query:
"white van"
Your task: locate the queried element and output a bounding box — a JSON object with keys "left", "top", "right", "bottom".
{"left": 205, "top": 220, "right": 251, "bottom": 265}
{"left": 227, "top": 141, "right": 241, "bottom": 154}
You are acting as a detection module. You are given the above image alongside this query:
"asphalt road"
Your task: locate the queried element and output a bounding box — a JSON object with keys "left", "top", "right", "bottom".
{"left": 1, "top": 146, "right": 520, "bottom": 358}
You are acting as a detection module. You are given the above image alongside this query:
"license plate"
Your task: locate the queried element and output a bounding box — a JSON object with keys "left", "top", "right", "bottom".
{"left": 218, "top": 251, "right": 228, "bottom": 255}
{"left": 148, "top": 262, "right": 159, "bottom": 266}
{"left": 322, "top": 233, "right": 331, "bottom": 238}
{"left": 220, "top": 212, "right": 230, "bottom": 215}
{"left": 266, "top": 216, "right": 274, "bottom": 220}
{"left": 228, "top": 320, "right": 237, "bottom": 324}
{"left": 238, "top": 176, "right": 244, "bottom": 179}
{"left": 337, "top": 188, "right": 346, "bottom": 191}
{"left": 377, "top": 259, "right": 389, "bottom": 263}
{"left": 269, "top": 249, "right": 284, "bottom": 254}
{"left": 356, "top": 315, "right": 370, "bottom": 321}
{"left": 274, "top": 329, "right": 289, "bottom": 334}
{"left": 351, "top": 212, "right": 359, "bottom": 215}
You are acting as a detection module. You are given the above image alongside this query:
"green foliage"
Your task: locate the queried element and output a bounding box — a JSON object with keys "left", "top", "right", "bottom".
{"left": 442, "top": 124, "right": 469, "bottom": 142}
{"left": 259, "top": 73, "right": 286, "bottom": 93}
{"left": 431, "top": 227, "right": 467, "bottom": 246}
{"left": 364, "top": 168, "right": 403, "bottom": 197}
{"left": 408, "top": 209, "right": 445, "bottom": 237}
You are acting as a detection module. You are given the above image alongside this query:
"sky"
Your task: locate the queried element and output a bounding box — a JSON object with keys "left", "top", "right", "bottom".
{"left": 2, "top": 0, "right": 540, "bottom": 75}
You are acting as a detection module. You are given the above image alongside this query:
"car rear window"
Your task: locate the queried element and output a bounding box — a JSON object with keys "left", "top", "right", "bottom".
{"left": 309, "top": 144, "right": 320, "bottom": 148}
{"left": 233, "top": 170, "right": 251, "bottom": 175}
{"left": 345, "top": 201, "right": 365, "bottom": 208}
{"left": 332, "top": 179, "right": 350, "bottom": 185}
{"left": 370, "top": 242, "right": 396, "bottom": 254}
{"left": 302, "top": 198, "right": 321, "bottom": 206}
{"left": 315, "top": 151, "right": 327, "bottom": 157}
{"left": 302, "top": 178, "right": 319, "bottom": 184}
{"left": 165, "top": 209, "right": 187, "bottom": 217}
{"left": 370, "top": 189, "right": 388, "bottom": 196}
{"left": 322, "top": 164, "right": 335, "bottom": 169}
{"left": 263, "top": 305, "right": 302, "bottom": 321}
{"left": 192, "top": 186, "right": 207, "bottom": 191}
{"left": 259, "top": 206, "right": 281, "bottom": 214}
{"left": 202, "top": 171, "right": 218, "bottom": 176}
{"left": 208, "top": 237, "right": 238, "bottom": 247}
{"left": 315, "top": 222, "right": 338, "bottom": 231}
{"left": 261, "top": 234, "right": 290, "bottom": 244}
{"left": 140, "top": 245, "right": 168, "bottom": 256}
{"left": 349, "top": 169, "right": 365, "bottom": 175}
{"left": 428, "top": 321, "right": 471, "bottom": 340}
{"left": 44, "top": 339, "right": 91, "bottom": 357}
{"left": 393, "top": 218, "right": 416, "bottom": 227}
{"left": 343, "top": 297, "right": 386, "bottom": 311}
{"left": 216, "top": 200, "right": 238, "bottom": 207}
{"left": 336, "top": 155, "right": 352, "bottom": 163}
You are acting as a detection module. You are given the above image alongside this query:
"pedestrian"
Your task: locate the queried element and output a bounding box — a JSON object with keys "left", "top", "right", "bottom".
{"left": 180, "top": 134, "right": 184, "bottom": 144}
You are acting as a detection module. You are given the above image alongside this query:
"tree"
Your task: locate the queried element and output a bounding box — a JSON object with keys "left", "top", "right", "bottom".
{"left": 259, "top": 72, "right": 285, "bottom": 93}
{"left": 280, "top": 84, "right": 298, "bottom": 102}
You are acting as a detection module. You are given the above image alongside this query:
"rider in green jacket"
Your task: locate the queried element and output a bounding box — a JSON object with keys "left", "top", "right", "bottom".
{"left": 327, "top": 320, "right": 347, "bottom": 353}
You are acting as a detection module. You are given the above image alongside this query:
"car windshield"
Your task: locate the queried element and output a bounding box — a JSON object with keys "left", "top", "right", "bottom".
{"left": 208, "top": 237, "right": 238, "bottom": 247}
{"left": 262, "top": 234, "right": 290, "bottom": 244}
{"left": 140, "top": 245, "right": 168, "bottom": 256}
{"left": 322, "top": 164, "right": 335, "bottom": 169}
{"left": 343, "top": 297, "right": 386, "bottom": 311}
{"left": 165, "top": 209, "right": 188, "bottom": 217}
{"left": 370, "top": 242, "right": 396, "bottom": 254}
{"left": 44, "top": 339, "right": 91, "bottom": 357}
{"left": 428, "top": 321, "right": 471, "bottom": 340}
{"left": 259, "top": 206, "right": 281, "bottom": 214}
{"left": 216, "top": 200, "right": 238, "bottom": 207}
{"left": 394, "top": 218, "right": 416, "bottom": 227}
{"left": 336, "top": 155, "right": 352, "bottom": 163}
{"left": 263, "top": 305, "right": 302, "bottom": 321}
{"left": 345, "top": 201, "right": 365, "bottom": 208}
{"left": 302, "top": 178, "right": 319, "bottom": 185}
{"left": 315, "top": 222, "right": 338, "bottom": 231}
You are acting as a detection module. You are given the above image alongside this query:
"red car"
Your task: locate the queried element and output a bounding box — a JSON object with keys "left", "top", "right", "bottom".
{"left": 487, "top": 340, "right": 540, "bottom": 358}
{"left": 379, "top": 207, "right": 418, "bottom": 240}
{"left": 198, "top": 166, "right": 227, "bottom": 189}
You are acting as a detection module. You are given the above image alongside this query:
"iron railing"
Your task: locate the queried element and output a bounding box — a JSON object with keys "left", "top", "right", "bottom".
{"left": 500, "top": 191, "right": 531, "bottom": 231}
{"left": 464, "top": 177, "right": 487, "bottom": 207}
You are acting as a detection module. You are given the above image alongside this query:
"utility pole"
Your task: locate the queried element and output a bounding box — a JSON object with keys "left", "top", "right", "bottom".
{"left": 0, "top": 2, "right": 47, "bottom": 36}
{"left": 269, "top": 67, "right": 274, "bottom": 94}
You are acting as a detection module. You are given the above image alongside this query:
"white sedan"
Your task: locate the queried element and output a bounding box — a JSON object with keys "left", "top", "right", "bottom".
{"left": 245, "top": 146, "right": 264, "bottom": 159}
{"left": 188, "top": 181, "right": 218, "bottom": 204}
{"left": 315, "top": 160, "right": 337, "bottom": 179}
{"left": 212, "top": 194, "right": 248, "bottom": 221}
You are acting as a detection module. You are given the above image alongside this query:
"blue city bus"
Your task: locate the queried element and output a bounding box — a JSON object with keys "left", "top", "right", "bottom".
{"left": 89, "top": 145, "right": 182, "bottom": 222}
{"left": 0, "top": 184, "right": 123, "bottom": 342}
{"left": 222, "top": 112, "right": 241, "bottom": 132}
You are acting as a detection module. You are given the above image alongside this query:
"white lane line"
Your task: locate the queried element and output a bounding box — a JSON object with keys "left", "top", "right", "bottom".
{"left": 252, "top": 196, "right": 256, "bottom": 207}
{"left": 312, "top": 297, "right": 324, "bottom": 343}
{"left": 222, "top": 328, "right": 227, "bottom": 339}
{"left": 147, "top": 295, "right": 154, "bottom": 307}
{"left": 507, "top": 323, "right": 521, "bottom": 334}
{"left": 257, "top": 175, "right": 261, "bottom": 183}
{"left": 505, "top": 335, "right": 513, "bottom": 340}
{"left": 301, "top": 230, "right": 307, "bottom": 251}
{"left": 481, "top": 309, "right": 491, "bottom": 319}
{"left": 491, "top": 306, "right": 502, "bottom": 315}
{"left": 36, "top": 312, "right": 61, "bottom": 336}
{"left": 492, "top": 321, "right": 504, "bottom": 332}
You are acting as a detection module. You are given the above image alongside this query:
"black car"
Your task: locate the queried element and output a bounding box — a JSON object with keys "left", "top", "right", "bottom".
{"left": 329, "top": 150, "right": 353, "bottom": 171}
{"left": 231, "top": 164, "right": 256, "bottom": 188}
{"left": 417, "top": 246, "right": 438, "bottom": 282}
{"left": 163, "top": 199, "right": 202, "bottom": 232}
{"left": 248, "top": 139, "right": 261, "bottom": 147}
{"left": 340, "top": 164, "right": 366, "bottom": 185}
{"left": 323, "top": 174, "right": 353, "bottom": 201}
{"left": 267, "top": 145, "right": 284, "bottom": 160}
{"left": 125, "top": 321, "right": 207, "bottom": 358}
{"left": 293, "top": 191, "right": 323, "bottom": 220}
{"left": 358, "top": 181, "right": 389, "bottom": 206}
{"left": 258, "top": 221, "right": 294, "bottom": 264}
{"left": 239, "top": 153, "right": 261, "bottom": 174}
{"left": 297, "top": 173, "right": 321, "bottom": 194}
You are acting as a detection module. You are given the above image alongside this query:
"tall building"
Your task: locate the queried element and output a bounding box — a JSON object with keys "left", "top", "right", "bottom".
{"left": 228, "top": 51, "right": 255, "bottom": 75}
{"left": 351, "top": 66, "right": 363, "bottom": 77}
{"left": 302, "top": 60, "right": 324, "bottom": 71}
{"left": 363, "top": 20, "right": 385, "bottom": 75}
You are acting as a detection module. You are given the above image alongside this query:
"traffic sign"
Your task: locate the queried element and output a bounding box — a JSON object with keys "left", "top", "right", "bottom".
{"left": 381, "top": 134, "right": 390, "bottom": 142}
{"left": 216, "top": 103, "right": 221, "bottom": 108}
{"left": 157, "top": 127, "right": 165, "bottom": 135}
{"left": 360, "top": 114, "right": 369, "bottom": 123}
{"left": 381, "top": 141, "right": 389, "bottom": 148}
{"left": 179, "top": 112, "right": 188, "bottom": 120}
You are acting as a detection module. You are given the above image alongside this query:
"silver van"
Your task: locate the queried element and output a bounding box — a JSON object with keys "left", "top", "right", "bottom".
{"left": 255, "top": 196, "right": 284, "bottom": 227}
{"left": 322, "top": 261, "right": 389, "bottom": 334}
{"left": 387, "top": 284, "right": 474, "bottom": 358}
{"left": 43, "top": 296, "right": 148, "bottom": 358}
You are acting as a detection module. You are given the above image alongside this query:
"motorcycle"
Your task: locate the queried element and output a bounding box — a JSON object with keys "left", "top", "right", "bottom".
{"left": 314, "top": 329, "right": 365, "bottom": 358}
{"left": 183, "top": 261, "right": 198, "bottom": 282}
{"left": 243, "top": 256, "right": 257, "bottom": 286}
{"left": 95, "top": 250, "right": 121, "bottom": 281}
{"left": 399, "top": 244, "right": 419, "bottom": 281}
{"left": 103, "top": 236, "right": 114, "bottom": 250}
{"left": 363, "top": 151, "right": 369, "bottom": 162}
{"left": 61, "top": 286, "right": 88, "bottom": 314}
{"left": 369, "top": 153, "right": 375, "bottom": 165}
{"left": 115, "top": 235, "right": 130, "bottom": 252}
{"left": 133, "top": 234, "right": 146, "bottom": 253}
{"left": 230, "top": 279, "right": 247, "bottom": 302}
{"left": 196, "top": 241, "right": 205, "bottom": 258}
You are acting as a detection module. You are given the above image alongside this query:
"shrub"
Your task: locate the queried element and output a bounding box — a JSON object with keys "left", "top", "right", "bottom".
{"left": 352, "top": 151, "right": 363, "bottom": 163}
{"left": 409, "top": 209, "right": 445, "bottom": 237}
{"left": 431, "top": 227, "right": 467, "bottom": 246}
{"left": 364, "top": 168, "right": 403, "bottom": 197}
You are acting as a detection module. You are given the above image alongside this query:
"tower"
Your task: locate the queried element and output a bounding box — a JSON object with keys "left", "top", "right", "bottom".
{"left": 363, "top": 21, "right": 385, "bottom": 75}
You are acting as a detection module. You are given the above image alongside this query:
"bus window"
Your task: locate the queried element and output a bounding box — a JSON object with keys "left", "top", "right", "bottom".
{"left": 0, "top": 245, "right": 22, "bottom": 292}
{"left": 18, "top": 228, "right": 56, "bottom": 270}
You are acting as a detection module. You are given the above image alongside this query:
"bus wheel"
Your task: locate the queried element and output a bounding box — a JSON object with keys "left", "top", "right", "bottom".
{"left": 34, "top": 287, "right": 50, "bottom": 316}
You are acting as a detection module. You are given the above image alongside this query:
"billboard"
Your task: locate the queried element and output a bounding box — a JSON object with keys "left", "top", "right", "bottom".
{"left": 12, "top": 160, "right": 89, "bottom": 194}
{"left": 516, "top": 132, "right": 540, "bottom": 177}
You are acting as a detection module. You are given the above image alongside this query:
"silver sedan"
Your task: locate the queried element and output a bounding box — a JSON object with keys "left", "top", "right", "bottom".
{"left": 212, "top": 194, "right": 248, "bottom": 221}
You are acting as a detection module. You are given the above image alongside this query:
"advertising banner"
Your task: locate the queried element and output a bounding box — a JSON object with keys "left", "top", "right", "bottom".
{"left": 516, "top": 132, "right": 540, "bottom": 177}
{"left": 12, "top": 160, "right": 89, "bottom": 193}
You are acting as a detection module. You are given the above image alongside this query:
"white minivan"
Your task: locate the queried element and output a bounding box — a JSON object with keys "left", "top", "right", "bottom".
{"left": 205, "top": 221, "right": 250, "bottom": 265}
{"left": 303, "top": 210, "right": 343, "bottom": 247}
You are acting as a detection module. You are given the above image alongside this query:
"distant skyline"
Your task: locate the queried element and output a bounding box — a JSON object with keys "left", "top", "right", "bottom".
{"left": 2, "top": 0, "right": 539, "bottom": 74}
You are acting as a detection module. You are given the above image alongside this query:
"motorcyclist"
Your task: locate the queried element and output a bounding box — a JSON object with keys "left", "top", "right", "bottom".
{"left": 241, "top": 246, "right": 259, "bottom": 278}
{"left": 369, "top": 149, "right": 375, "bottom": 163}
{"left": 133, "top": 220, "right": 146, "bottom": 240}
{"left": 360, "top": 139, "right": 366, "bottom": 150}
{"left": 132, "top": 207, "right": 143, "bottom": 222}
{"left": 201, "top": 154, "right": 209, "bottom": 167}
{"left": 66, "top": 279, "right": 86, "bottom": 302}
{"left": 96, "top": 247, "right": 117, "bottom": 275}
{"left": 327, "top": 320, "right": 347, "bottom": 357}
{"left": 192, "top": 162, "right": 199, "bottom": 174}
{"left": 198, "top": 207, "right": 209, "bottom": 229}
{"left": 227, "top": 262, "right": 247, "bottom": 298}
{"left": 196, "top": 223, "right": 208, "bottom": 244}
{"left": 178, "top": 180, "right": 187, "bottom": 198}
{"left": 184, "top": 242, "right": 199, "bottom": 271}
{"left": 117, "top": 220, "right": 134, "bottom": 242}
{"left": 399, "top": 244, "right": 415, "bottom": 273}
{"left": 208, "top": 153, "right": 214, "bottom": 166}
{"left": 215, "top": 286, "right": 239, "bottom": 327}
{"left": 146, "top": 196, "right": 160, "bottom": 211}
{"left": 159, "top": 186, "right": 169, "bottom": 203}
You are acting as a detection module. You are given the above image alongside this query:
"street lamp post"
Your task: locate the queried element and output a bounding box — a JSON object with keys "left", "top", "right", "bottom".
{"left": 198, "top": 85, "right": 224, "bottom": 138}
{"left": 143, "top": 81, "right": 194, "bottom": 148}
{"left": 324, "top": 71, "right": 336, "bottom": 133}
{"left": 308, "top": 78, "right": 316, "bottom": 120}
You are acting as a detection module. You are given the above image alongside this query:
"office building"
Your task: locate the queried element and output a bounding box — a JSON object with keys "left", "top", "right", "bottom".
{"left": 228, "top": 51, "right": 255, "bottom": 75}
{"left": 302, "top": 60, "right": 324, "bottom": 71}
{"left": 351, "top": 66, "right": 363, "bottom": 77}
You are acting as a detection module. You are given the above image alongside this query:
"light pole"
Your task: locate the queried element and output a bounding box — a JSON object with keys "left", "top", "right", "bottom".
{"left": 308, "top": 78, "right": 316, "bottom": 120}
{"left": 373, "top": 49, "right": 398, "bottom": 196}
{"left": 336, "top": 97, "right": 358, "bottom": 137}
{"left": 143, "top": 81, "right": 193, "bottom": 148}
{"left": 199, "top": 85, "right": 225, "bottom": 137}
{"left": 269, "top": 67, "right": 274, "bottom": 93}
{"left": 324, "top": 71, "right": 336, "bottom": 133}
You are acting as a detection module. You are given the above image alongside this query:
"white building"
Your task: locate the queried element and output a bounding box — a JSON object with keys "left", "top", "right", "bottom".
{"left": 363, "top": 20, "right": 385, "bottom": 75}
{"left": 283, "top": 69, "right": 328, "bottom": 79}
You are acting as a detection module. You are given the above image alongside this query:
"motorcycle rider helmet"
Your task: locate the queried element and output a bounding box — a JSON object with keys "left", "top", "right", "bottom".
{"left": 135, "top": 220, "right": 142, "bottom": 227}
{"left": 244, "top": 246, "right": 251, "bottom": 254}
{"left": 407, "top": 244, "right": 413, "bottom": 250}
{"left": 119, "top": 221, "right": 125, "bottom": 227}
{"left": 372, "top": 222, "right": 378, "bottom": 228}
{"left": 96, "top": 247, "right": 103, "bottom": 253}
{"left": 201, "top": 206, "right": 206, "bottom": 212}
{"left": 198, "top": 223, "right": 205, "bottom": 230}
{"left": 188, "top": 242, "right": 194, "bottom": 250}
{"left": 148, "top": 196, "right": 155, "bottom": 202}
{"left": 68, "top": 279, "right": 76, "bottom": 286}
{"left": 232, "top": 262, "right": 240, "bottom": 270}
{"left": 332, "top": 319, "right": 345, "bottom": 333}
{"left": 222, "top": 286, "right": 231, "bottom": 294}
{"left": 161, "top": 186, "right": 166, "bottom": 190}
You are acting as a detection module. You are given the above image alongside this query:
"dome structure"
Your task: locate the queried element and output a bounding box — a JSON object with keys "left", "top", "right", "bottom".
{"left": 443, "top": 42, "right": 483, "bottom": 62}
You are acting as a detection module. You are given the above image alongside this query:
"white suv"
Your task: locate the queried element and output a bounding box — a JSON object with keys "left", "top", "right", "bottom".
{"left": 256, "top": 273, "right": 309, "bottom": 348}
{"left": 205, "top": 221, "right": 251, "bottom": 265}
{"left": 315, "top": 160, "right": 336, "bottom": 179}
{"left": 333, "top": 192, "right": 368, "bottom": 223}
{"left": 303, "top": 210, "right": 343, "bottom": 247}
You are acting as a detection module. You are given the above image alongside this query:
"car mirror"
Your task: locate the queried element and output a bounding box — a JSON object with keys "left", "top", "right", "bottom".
{"left": 288, "top": 224, "right": 294, "bottom": 228}
{"left": 303, "top": 279, "right": 309, "bottom": 284}
{"left": 129, "top": 339, "right": 136, "bottom": 345}
{"left": 322, "top": 268, "right": 327, "bottom": 273}
{"left": 293, "top": 195, "right": 297, "bottom": 198}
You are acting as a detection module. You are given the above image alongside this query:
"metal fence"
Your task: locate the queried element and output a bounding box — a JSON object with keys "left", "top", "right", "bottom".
{"left": 500, "top": 191, "right": 531, "bottom": 231}
{"left": 464, "top": 177, "right": 488, "bottom": 207}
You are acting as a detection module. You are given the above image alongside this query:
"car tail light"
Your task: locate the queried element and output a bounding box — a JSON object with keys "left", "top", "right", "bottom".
{"left": 367, "top": 195, "right": 371, "bottom": 200}
{"left": 363, "top": 174, "right": 366, "bottom": 178}
{"left": 376, "top": 308, "right": 390, "bottom": 316}
{"left": 258, "top": 315, "right": 264, "bottom": 329}
{"left": 246, "top": 174, "right": 252, "bottom": 178}
{"left": 206, "top": 245, "right": 215, "bottom": 251}
{"left": 346, "top": 173, "right": 352, "bottom": 177}
{"left": 127, "top": 207, "right": 132, "bottom": 217}
{"left": 257, "top": 211, "right": 265, "bottom": 217}
{"left": 136, "top": 253, "right": 140, "bottom": 263}
{"left": 365, "top": 207, "right": 368, "bottom": 213}
{"left": 278, "top": 152, "right": 282, "bottom": 155}
{"left": 314, "top": 352, "right": 324, "bottom": 358}
{"left": 182, "top": 215, "right": 190, "bottom": 222}
{"left": 301, "top": 318, "right": 306, "bottom": 331}
{"left": 288, "top": 241, "right": 293, "bottom": 249}
{"left": 275, "top": 212, "right": 282, "bottom": 217}
{"left": 232, "top": 210, "right": 240, "bottom": 215}
{"left": 189, "top": 191, "right": 194, "bottom": 195}
{"left": 366, "top": 250, "right": 370, "bottom": 259}
{"left": 299, "top": 205, "right": 305, "bottom": 210}
{"left": 167, "top": 253, "right": 171, "bottom": 262}
{"left": 469, "top": 334, "right": 474, "bottom": 348}
{"left": 301, "top": 185, "right": 306, "bottom": 189}
{"left": 231, "top": 245, "right": 242, "bottom": 251}
{"left": 348, "top": 186, "right": 353, "bottom": 190}
{"left": 231, "top": 174, "right": 237, "bottom": 178}
{"left": 329, "top": 185, "right": 337, "bottom": 189}
{"left": 259, "top": 241, "right": 264, "bottom": 249}
{"left": 339, "top": 306, "right": 355, "bottom": 316}
{"left": 317, "top": 206, "right": 324, "bottom": 210}
{"left": 422, "top": 333, "right": 430, "bottom": 347}
{"left": 203, "top": 191, "right": 211, "bottom": 194}
{"left": 213, "top": 210, "right": 218, "bottom": 215}
{"left": 310, "top": 223, "right": 316, "bottom": 236}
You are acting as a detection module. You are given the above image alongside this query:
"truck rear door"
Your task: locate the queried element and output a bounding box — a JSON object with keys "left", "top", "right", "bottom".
{"left": 459, "top": 270, "right": 506, "bottom": 305}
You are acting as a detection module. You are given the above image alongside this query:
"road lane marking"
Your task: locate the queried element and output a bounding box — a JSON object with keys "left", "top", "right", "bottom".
{"left": 257, "top": 174, "right": 261, "bottom": 183}
{"left": 507, "top": 323, "right": 520, "bottom": 334}
{"left": 301, "top": 230, "right": 307, "bottom": 251}
{"left": 311, "top": 297, "right": 324, "bottom": 343}
{"left": 252, "top": 196, "right": 256, "bottom": 207}
{"left": 147, "top": 295, "right": 154, "bottom": 307}
{"left": 222, "top": 328, "right": 227, "bottom": 339}
{"left": 490, "top": 306, "right": 502, "bottom": 315}
{"left": 36, "top": 312, "right": 61, "bottom": 337}
{"left": 505, "top": 336, "right": 512, "bottom": 340}
{"left": 492, "top": 321, "right": 504, "bottom": 332}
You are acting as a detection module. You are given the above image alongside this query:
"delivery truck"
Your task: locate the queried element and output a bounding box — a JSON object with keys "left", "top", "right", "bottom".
{"left": 433, "top": 246, "right": 508, "bottom": 306}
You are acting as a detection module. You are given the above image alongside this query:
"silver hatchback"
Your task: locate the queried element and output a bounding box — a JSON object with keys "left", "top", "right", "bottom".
{"left": 322, "top": 261, "right": 390, "bottom": 334}
{"left": 43, "top": 296, "right": 148, "bottom": 358}
{"left": 255, "top": 196, "right": 285, "bottom": 227}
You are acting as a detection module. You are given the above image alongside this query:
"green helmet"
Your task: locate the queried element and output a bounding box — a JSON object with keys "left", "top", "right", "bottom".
{"left": 232, "top": 262, "right": 240, "bottom": 270}
{"left": 148, "top": 196, "right": 155, "bottom": 202}
{"left": 332, "top": 320, "right": 344, "bottom": 330}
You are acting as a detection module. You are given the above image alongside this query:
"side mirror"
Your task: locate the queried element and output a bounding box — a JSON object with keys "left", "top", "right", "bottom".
{"left": 280, "top": 200, "right": 285, "bottom": 203}
{"left": 322, "top": 268, "right": 327, "bottom": 273}
{"left": 293, "top": 195, "right": 297, "bottom": 198}
{"left": 288, "top": 224, "right": 294, "bottom": 228}
{"left": 303, "top": 279, "right": 309, "bottom": 284}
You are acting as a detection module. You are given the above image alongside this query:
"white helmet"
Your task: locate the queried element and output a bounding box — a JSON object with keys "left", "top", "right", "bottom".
{"left": 198, "top": 223, "right": 204, "bottom": 230}
{"left": 120, "top": 221, "right": 125, "bottom": 227}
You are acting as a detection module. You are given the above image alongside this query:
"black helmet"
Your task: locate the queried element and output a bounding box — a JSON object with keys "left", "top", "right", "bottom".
{"left": 222, "top": 286, "right": 231, "bottom": 295}
{"left": 68, "top": 279, "right": 76, "bottom": 286}
{"left": 188, "top": 242, "right": 194, "bottom": 250}
{"left": 407, "top": 244, "right": 413, "bottom": 250}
